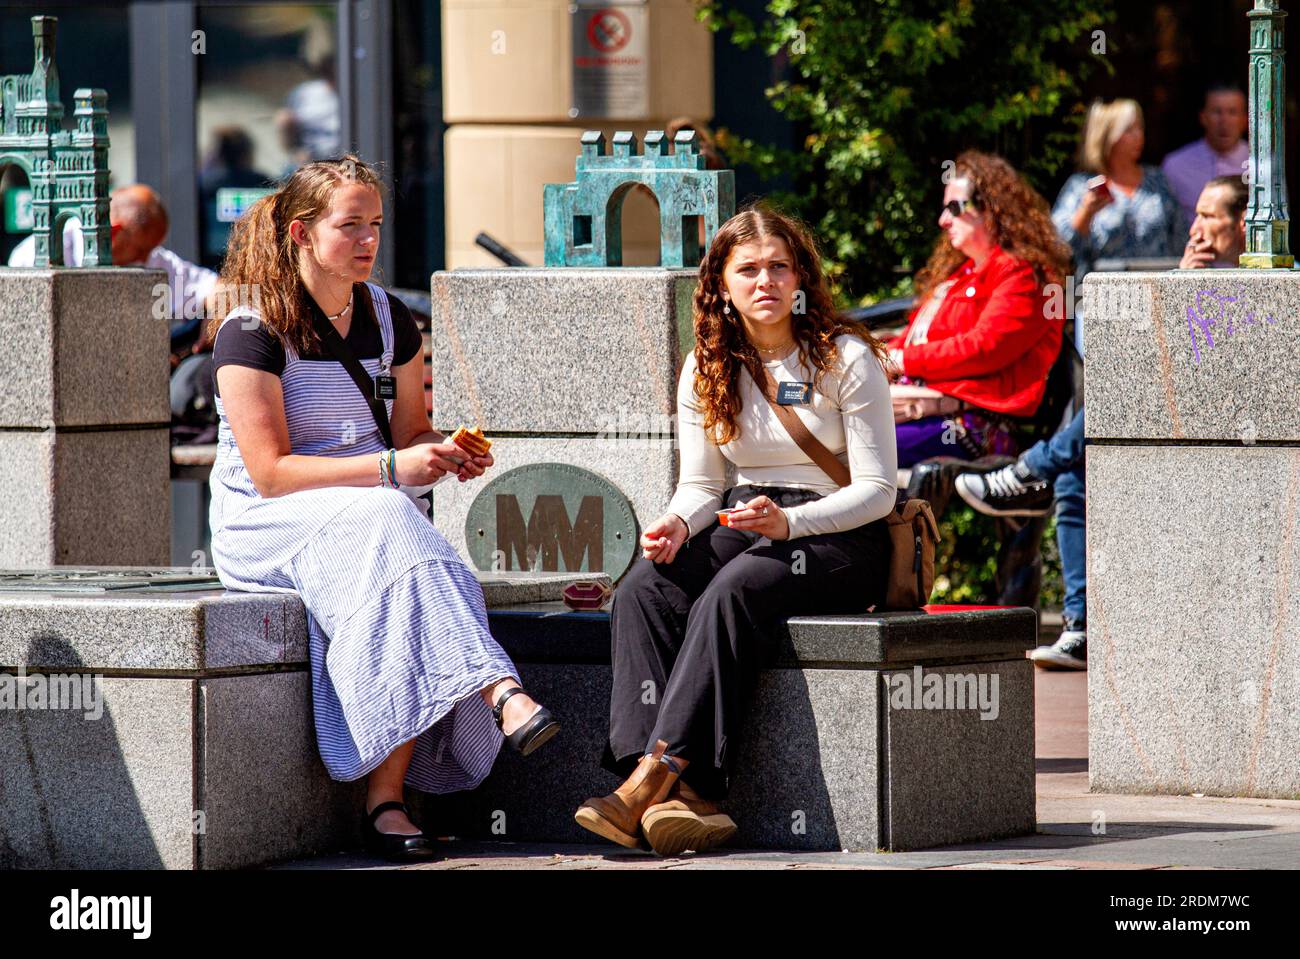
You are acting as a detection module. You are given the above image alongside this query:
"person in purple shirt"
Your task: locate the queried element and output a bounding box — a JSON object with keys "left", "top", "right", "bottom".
{"left": 1161, "top": 83, "right": 1249, "bottom": 227}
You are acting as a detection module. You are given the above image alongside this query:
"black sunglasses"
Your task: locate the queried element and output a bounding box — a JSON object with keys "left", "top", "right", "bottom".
{"left": 942, "top": 196, "right": 979, "bottom": 218}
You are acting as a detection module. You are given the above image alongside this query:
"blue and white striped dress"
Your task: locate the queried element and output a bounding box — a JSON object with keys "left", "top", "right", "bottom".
{"left": 207, "top": 281, "right": 518, "bottom": 792}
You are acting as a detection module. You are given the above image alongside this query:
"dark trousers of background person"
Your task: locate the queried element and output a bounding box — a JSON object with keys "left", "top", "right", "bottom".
{"left": 1021, "top": 407, "right": 1086, "bottom": 629}
{"left": 601, "top": 484, "right": 892, "bottom": 799}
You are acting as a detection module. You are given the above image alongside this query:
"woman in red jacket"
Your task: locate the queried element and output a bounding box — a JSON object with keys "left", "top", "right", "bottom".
{"left": 886, "top": 151, "right": 1071, "bottom": 466}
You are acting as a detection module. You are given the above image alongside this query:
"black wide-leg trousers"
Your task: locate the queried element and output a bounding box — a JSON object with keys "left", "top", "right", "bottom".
{"left": 600, "top": 484, "right": 892, "bottom": 799}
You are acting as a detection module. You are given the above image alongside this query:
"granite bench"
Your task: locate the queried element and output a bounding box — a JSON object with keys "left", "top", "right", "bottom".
{"left": 0, "top": 568, "right": 606, "bottom": 870}
{"left": 416, "top": 602, "right": 1038, "bottom": 852}
{"left": 0, "top": 569, "right": 1037, "bottom": 867}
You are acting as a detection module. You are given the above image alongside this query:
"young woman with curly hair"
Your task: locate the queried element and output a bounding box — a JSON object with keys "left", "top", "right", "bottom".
{"left": 885, "top": 150, "right": 1071, "bottom": 467}
{"left": 574, "top": 204, "right": 897, "bottom": 856}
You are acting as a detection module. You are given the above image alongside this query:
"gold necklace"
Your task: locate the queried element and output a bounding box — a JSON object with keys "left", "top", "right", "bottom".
{"left": 754, "top": 338, "right": 795, "bottom": 355}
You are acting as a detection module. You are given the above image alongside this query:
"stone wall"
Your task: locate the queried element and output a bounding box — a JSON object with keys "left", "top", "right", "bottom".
{"left": 0, "top": 269, "right": 169, "bottom": 567}
{"left": 1084, "top": 270, "right": 1300, "bottom": 798}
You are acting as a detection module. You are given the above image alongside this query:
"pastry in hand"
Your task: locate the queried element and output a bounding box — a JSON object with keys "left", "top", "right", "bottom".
{"left": 450, "top": 425, "right": 492, "bottom": 457}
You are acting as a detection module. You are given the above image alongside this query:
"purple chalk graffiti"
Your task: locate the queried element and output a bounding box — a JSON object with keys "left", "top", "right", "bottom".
{"left": 1186, "top": 288, "right": 1275, "bottom": 364}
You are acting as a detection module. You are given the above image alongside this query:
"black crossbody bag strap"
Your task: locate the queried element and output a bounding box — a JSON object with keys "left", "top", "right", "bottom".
{"left": 309, "top": 309, "right": 394, "bottom": 450}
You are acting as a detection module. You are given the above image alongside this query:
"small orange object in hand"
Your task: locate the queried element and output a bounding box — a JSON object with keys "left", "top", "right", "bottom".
{"left": 450, "top": 425, "right": 491, "bottom": 457}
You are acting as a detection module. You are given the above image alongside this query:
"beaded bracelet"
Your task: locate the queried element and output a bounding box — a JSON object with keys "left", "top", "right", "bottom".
{"left": 378, "top": 450, "right": 391, "bottom": 488}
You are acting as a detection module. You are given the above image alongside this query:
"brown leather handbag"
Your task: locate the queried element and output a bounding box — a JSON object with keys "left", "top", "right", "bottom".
{"left": 757, "top": 367, "right": 939, "bottom": 609}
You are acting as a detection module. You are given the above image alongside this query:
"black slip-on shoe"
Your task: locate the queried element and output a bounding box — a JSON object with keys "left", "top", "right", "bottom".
{"left": 363, "top": 800, "right": 439, "bottom": 863}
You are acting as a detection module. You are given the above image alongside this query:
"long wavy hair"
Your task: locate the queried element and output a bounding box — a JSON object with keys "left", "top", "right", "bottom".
{"left": 913, "top": 151, "right": 1070, "bottom": 305}
{"left": 207, "top": 154, "right": 387, "bottom": 355}
{"left": 691, "top": 203, "right": 887, "bottom": 446}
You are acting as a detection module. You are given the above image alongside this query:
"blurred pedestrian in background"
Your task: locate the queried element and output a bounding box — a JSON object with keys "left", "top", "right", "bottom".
{"left": 1052, "top": 99, "right": 1185, "bottom": 301}
{"left": 199, "top": 126, "right": 272, "bottom": 268}
{"left": 275, "top": 53, "right": 340, "bottom": 175}
{"left": 1161, "top": 83, "right": 1250, "bottom": 228}
{"left": 7, "top": 185, "right": 216, "bottom": 324}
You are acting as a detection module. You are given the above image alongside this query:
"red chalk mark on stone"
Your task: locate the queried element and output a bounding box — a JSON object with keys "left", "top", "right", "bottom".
{"left": 1151, "top": 285, "right": 1186, "bottom": 438}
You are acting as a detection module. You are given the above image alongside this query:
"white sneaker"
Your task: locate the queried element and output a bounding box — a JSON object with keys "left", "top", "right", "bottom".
{"left": 955, "top": 460, "right": 1053, "bottom": 517}
{"left": 1028, "top": 629, "right": 1087, "bottom": 670}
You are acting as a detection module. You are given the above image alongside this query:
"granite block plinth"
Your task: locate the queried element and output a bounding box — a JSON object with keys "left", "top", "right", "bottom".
{"left": 0, "top": 431, "right": 54, "bottom": 568}
{"left": 1088, "top": 445, "right": 1300, "bottom": 798}
{"left": 199, "top": 673, "right": 364, "bottom": 869}
{"left": 879, "top": 660, "right": 1036, "bottom": 849}
{"left": 0, "top": 672, "right": 366, "bottom": 870}
{"left": 0, "top": 583, "right": 355, "bottom": 870}
{"left": 726, "top": 669, "right": 879, "bottom": 850}
{"left": 431, "top": 436, "right": 676, "bottom": 568}
{"left": 484, "top": 602, "right": 1040, "bottom": 666}
{"left": 419, "top": 605, "right": 1037, "bottom": 851}
{"left": 52, "top": 427, "right": 171, "bottom": 566}
{"left": 201, "top": 589, "right": 310, "bottom": 669}
{"left": 0, "top": 570, "right": 611, "bottom": 671}
{"left": 0, "top": 269, "right": 168, "bottom": 428}
{"left": 779, "top": 607, "right": 1039, "bottom": 665}
{"left": 0, "top": 571, "right": 645, "bottom": 868}
{"left": 1082, "top": 271, "right": 1300, "bottom": 441}
{"left": 0, "top": 427, "right": 171, "bottom": 568}
{"left": 0, "top": 677, "right": 195, "bottom": 869}
{"left": 429, "top": 268, "right": 697, "bottom": 433}
{"left": 0, "top": 586, "right": 307, "bottom": 672}
{"left": 0, "top": 578, "right": 1038, "bottom": 863}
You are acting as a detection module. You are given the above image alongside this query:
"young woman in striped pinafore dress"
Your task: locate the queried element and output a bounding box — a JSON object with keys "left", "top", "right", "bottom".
{"left": 205, "top": 155, "right": 559, "bottom": 862}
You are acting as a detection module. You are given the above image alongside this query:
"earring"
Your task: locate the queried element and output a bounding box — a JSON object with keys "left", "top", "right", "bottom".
{"left": 723, "top": 301, "right": 731, "bottom": 315}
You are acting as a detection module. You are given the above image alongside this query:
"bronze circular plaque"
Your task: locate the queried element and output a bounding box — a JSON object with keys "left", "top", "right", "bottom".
{"left": 464, "top": 462, "right": 639, "bottom": 580}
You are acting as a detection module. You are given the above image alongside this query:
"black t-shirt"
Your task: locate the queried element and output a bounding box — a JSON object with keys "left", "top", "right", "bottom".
{"left": 212, "top": 284, "right": 421, "bottom": 398}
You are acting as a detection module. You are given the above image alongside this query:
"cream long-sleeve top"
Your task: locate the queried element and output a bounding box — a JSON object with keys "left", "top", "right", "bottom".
{"left": 666, "top": 333, "right": 898, "bottom": 540}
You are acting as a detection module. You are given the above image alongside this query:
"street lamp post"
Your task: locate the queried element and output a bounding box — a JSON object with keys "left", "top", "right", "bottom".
{"left": 1241, "top": 0, "right": 1294, "bottom": 268}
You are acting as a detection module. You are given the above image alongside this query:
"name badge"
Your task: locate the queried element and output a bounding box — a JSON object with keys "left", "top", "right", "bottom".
{"left": 776, "top": 381, "right": 812, "bottom": 405}
{"left": 374, "top": 376, "right": 397, "bottom": 400}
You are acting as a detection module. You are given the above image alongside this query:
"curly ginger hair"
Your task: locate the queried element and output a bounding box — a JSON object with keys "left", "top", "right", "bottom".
{"left": 914, "top": 150, "right": 1071, "bottom": 304}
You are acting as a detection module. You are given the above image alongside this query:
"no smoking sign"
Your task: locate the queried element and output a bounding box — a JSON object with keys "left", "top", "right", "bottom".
{"left": 571, "top": 1, "right": 648, "bottom": 118}
{"left": 587, "top": 9, "right": 632, "bottom": 53}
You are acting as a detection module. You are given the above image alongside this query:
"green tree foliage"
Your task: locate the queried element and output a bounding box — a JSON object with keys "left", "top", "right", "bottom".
{"left": 931, "top": 506, "right": 1064, "bottom": 607}
{"left": 698, "top": 0, "right": 1115, "bottom": 303}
